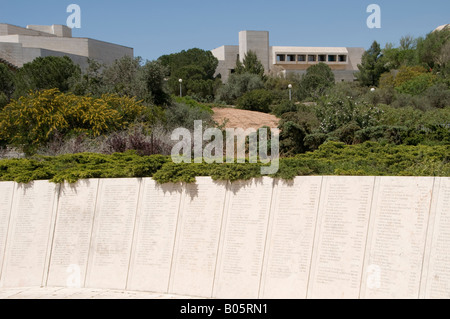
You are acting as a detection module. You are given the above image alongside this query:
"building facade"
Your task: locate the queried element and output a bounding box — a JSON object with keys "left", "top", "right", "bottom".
{"left": 0, "top": 23, "right": 133, "bottom": 70}
{"left": 212, "top": 31, "right": 365, "bottom": 82}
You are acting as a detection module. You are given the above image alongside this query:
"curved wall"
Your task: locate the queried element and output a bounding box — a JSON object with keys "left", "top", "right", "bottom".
{"left": 0, "top": 176, "right": 449, "bottom": 299}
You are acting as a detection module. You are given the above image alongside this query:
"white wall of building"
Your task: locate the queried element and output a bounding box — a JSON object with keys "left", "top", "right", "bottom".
{"left": 0, "top": 24, "right": 133, "bottom": 70}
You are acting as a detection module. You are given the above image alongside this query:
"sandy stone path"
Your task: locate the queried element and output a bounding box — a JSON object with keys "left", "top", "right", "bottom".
{"left": 212, "top": 107, "right": 279, "bottom": 130}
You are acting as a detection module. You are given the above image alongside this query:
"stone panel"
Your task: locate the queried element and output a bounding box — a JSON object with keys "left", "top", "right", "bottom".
{"left": 308, "top": 176, "right": 375, "bottom": 299}
{"left": 47, "top": 180, "right": 99, "bottom": 288}
{"left": 420, "top": 178, "right": 450, "bottom": 299}
{"left": 169, "top": 178, "right": 227, "bottom": 298}
{"left": 1, "top": 181, "right": 58, "bottom": 287}
{"left": 0, "top": 182, "right": 15, "bottom": 281}
{"left": 213, "top": 177, "right": 274, "bottom": 299}
{"left": 85, "top": 179, "right": 141, "bottom": 290}
{"left": 260, "top": 177, "right": 322, "bottom": 299}
{"left": 361, "top": 177, "right": 435, "bottom": 299}
{"left": 127, "top": 179, "right": 182, "bottom": 293}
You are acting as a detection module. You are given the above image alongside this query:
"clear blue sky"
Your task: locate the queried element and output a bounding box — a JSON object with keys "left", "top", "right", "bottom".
{"left": 1, "top": 0, "right": 449, "bottom": 61}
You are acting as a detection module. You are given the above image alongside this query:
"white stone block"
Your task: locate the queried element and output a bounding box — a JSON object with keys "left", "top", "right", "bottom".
{"left": 420, "top": 177, "right": 450, "bottom": 299}
{"left": 308, "top": 176, "right": 375, "bottom": 299}
{"left": 127, "top": 179, "right": 182, "bottom": 293}
{"left": 169, "top": 177, "right": 227, "bottom": 298}
{"left": 46, "top": 179, "right": 99, "bottom": 288}
{"left": 213, "top": 177, "right": 274, "bottom": 299}
{"left": 1, "top": 181, "right": 59, "bottom": 288}
{"left": 260, "top": 177, "right": 323, "bottom": 299}
{"left": 85, "top": 178, "right": 141, "bottom": 290}
{"left": 361, "top": 177, "right": 435, "bottom": 299}
{"left": 0, "top": 182, "right": 15, "bottom": 281}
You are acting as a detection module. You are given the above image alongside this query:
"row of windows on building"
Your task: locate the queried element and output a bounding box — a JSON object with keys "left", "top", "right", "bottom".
{"left": 276, "top": 54, "right": 348, "bottom": 63}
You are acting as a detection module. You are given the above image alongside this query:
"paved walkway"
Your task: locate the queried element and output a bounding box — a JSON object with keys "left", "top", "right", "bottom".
{"left": 0, "top": 287, "right": 202, "bottom": 299}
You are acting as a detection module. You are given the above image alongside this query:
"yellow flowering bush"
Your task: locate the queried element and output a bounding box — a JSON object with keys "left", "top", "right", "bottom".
{"left": 0, "top": 89, "right": 146, "bottom": 154}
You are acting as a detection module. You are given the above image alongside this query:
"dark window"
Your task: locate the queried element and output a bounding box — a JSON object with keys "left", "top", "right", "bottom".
{"left": 287, "top": 55, "right": 296, "bottom": 62}
{"left": 339, "top": 55, "right": 347, "bottom": 62}
{"left": 318, "top": 55, "right": 326, "bottom": 62}
{"left": 328, "top": 55, "right": 337, "bottom": 62}
{"left": 297, "top": 55, "right": 306, "bottom": 62}
{"left": 277, "top": 54, "right": 286, "bottom": 62}
{"left": 308, "top": 55, "right": 317, "bottom": 62}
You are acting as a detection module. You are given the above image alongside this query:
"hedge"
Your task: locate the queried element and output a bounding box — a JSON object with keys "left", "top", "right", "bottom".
{"left": 0, "top": 142, "right": 448, "bottom": 184}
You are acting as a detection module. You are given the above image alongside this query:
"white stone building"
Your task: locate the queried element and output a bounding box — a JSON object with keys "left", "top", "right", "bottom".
{"left": 211, "top": 30, "right": 365, "bottom": 82}
{"left": 0, "top": 23, "right": 133, "bottom": 70}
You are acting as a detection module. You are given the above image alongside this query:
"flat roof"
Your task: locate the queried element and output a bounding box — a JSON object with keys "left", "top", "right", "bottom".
{"left": 272, "top": 46, "right": 349, "bottom": 54}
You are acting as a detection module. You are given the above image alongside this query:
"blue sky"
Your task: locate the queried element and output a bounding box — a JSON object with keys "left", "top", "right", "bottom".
{"left": 1, "top": 0, "right": 449, "bottom": 61}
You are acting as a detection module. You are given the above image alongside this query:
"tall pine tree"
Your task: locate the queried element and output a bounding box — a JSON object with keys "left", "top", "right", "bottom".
{"left": 356, "top": 41, "right": 387, "bottom": 87}
{"left": 235, "top": 50, "right": 265, "bottom": 79}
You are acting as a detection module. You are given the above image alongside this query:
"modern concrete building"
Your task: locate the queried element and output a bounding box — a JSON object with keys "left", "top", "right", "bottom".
{"left": 212, "top": 31, "right": 365, "bottom": 82}
{"left": 0, "top": 23, "right": 133, "bottom": 70}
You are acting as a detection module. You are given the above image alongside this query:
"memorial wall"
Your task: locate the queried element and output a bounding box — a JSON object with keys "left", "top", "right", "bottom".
{"left": 0, "top": 176, "right": 449, "bottom": 299}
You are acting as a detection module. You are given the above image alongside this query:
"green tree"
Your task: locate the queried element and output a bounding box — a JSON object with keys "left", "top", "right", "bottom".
{"left": 140, "top": 60, "right": 171, "bottom": 106}
{"left": 438, "top": 41, "right": 450, "bottom": 78}
{"left": 158, "top": 48, "right": 219, "bottom": 99}
{"left": 356, "top": 41, "right": 387, "bottom": 87}
{"left": 425, "top": 83, "right": 450, "bottom": 108}
{"left": 236, "top": 89, "right": 273, "bottom": 113}
{"left": 159, "top": 48, "right": 218, "bottom": 79}
{"left": 382, "top": 37, "right": 418, "bottom": 70}
{"left": 299, "top": 63, "right": 335, "bottom": 99}
{"left": 94, "top": 56, "right": 171, "bottom": 106}
{"left": 70, "top": 58, "right": 105, "bottom": 97}
{"left": 278, "top": 106, "right": 320, "bottom": 155}
{"left": 215, "top": 73, "right": 265, "bottom": 105}
{"left": 417, "top": 28, "right": 450, "bottom": 72}
{"left": 235, "top": 50, "right": 265, "bottom": 78}
{"left": 102, "top": 56, "right": 145, "bottom": 98}
{"left": 13, "top": 56, "right": 81, "bottom": 98}
{"left": 0, "top": 64, "right": 15, "bottom": 108}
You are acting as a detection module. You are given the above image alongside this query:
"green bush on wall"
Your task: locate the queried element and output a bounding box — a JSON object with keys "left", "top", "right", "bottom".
{"left": 0, "top": 142, "right": 448, "bottom": 184}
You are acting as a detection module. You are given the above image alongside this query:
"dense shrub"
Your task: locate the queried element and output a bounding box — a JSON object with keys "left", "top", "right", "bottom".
{"left": 271, "top": 100, "right": 299, "bottom": 117}
{"left": 314, "top": 96, "right": 382, "bottom": 134}
{"left": 0, "top": 64, "right": 15, "bottom": 108}
{"left": 0, "top": 142, "right": 447, "bottom": 184}
{"left": 236, "top": 89, "right": 273, "bottom": 113}
{"left": 298, "top": 63, "right": 335, "bottom": 99}
{"left": 0, "top": 151, "right": 169, "bottom": 184}
{"left": 278, "top": 109, "right": 320, "bottom": 156}
{"left": 0, "top": 93, "right": 8, "bottom": 110}
{"left": 396, "top": 73, "right": 438, "bottom": 95}
{"left": 164, "top": 101, "right": 214, "bottom": 131}
{"left": 173, "top": 96, "right": 213, "bottom": 114}
{"left": 13, "top": 56, "right": 80, "bottom": 98}
{"left": 0, "top": 89, "right": 149, "bottom": 155}
{"left": 425, "top": 83, "right": 450, "bottom": 108}
{"left": 215, "top": 73, "right": 265, "bottom": 105}
{"left": 275, "top": 94, "right": 449, "bottom": 154}
{"left": 158, "top": 48, "right": 219, "bottom": 100}
{"left": 365, "top": 87, "right": 396, "bottom": 105}
{"left": 102, "top": 125, "right": 172, "bottom": 156}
